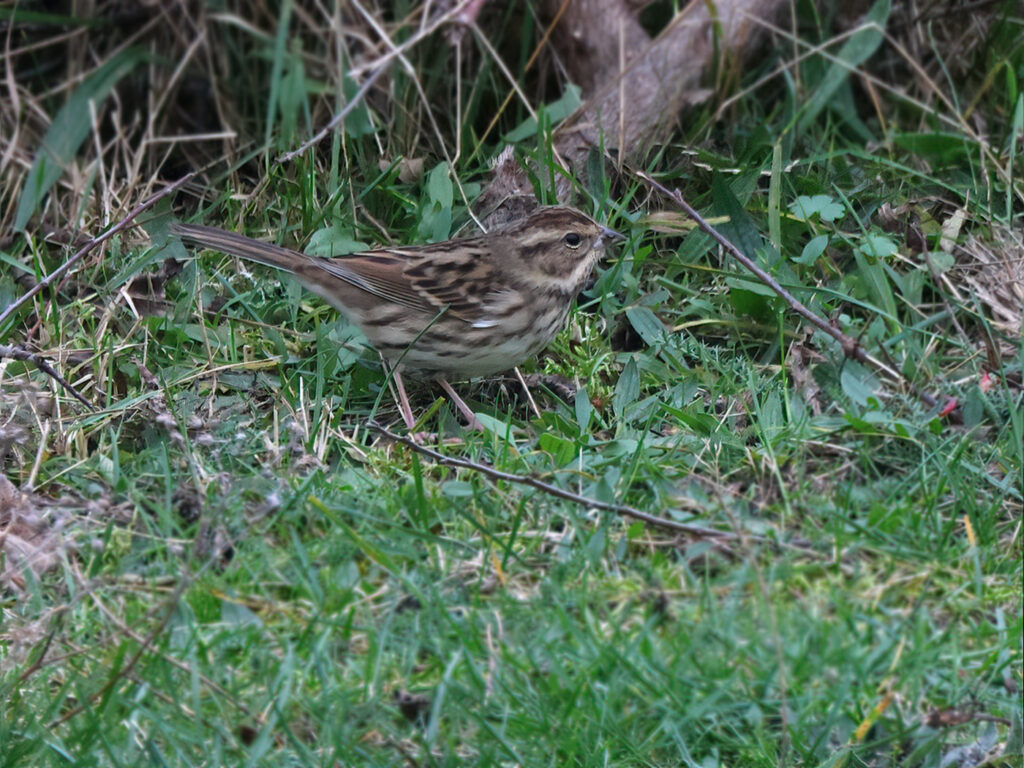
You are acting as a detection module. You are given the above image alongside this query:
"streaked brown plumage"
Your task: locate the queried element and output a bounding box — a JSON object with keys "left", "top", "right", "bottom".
{"left": 170, "top": 206, "right": 619, "bottom": 428}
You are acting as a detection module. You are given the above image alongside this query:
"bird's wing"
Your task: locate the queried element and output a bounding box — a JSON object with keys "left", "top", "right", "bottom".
{"left": 312, "top": 251, "right": 436, "bottom": 315}
{"left": 318, "top": 241, "right": 509, "bottom": 325}
{"left": 402, "top": 243, "right": 506, "bottom": 323}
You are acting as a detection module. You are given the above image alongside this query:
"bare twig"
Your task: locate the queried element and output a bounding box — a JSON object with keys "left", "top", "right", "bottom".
{"left": 277, "top": 63, "right": 390, "bottom": 164}
{"left": 369, "top": 420, "right": 738, "bottom": 539}
{"left": 924, "top": 706, "right": 1013, "bottom": 729}
{"left": 0, "top": 172, "right": 195, "bottom": 330}
{"left": 636, "top": 172, "right": 941, "bottom": 409}
{"left": 0, "top": 344, "right": 94, "bottom": 410}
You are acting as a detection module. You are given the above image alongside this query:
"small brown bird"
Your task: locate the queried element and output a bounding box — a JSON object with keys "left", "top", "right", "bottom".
{"left": 170, "top": 206, "right": 620, "bottom": 429}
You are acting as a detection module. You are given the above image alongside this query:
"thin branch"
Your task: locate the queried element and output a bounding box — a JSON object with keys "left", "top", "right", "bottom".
{"left": 0, "top": 344, "right": 94, "bottom": 411}
{"left": 369, "top": 420, "right": 738, "bottom": 539}
{"left": 277, "top": 62, "right": 390, "bottom": 164}
{"left": 635, "top": 171, "right": 941, "bottom": 408}
{"left": 0, "top": 172, "right": 195, "bottom": 330}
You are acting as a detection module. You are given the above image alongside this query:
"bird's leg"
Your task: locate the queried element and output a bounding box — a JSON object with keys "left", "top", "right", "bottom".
{"left": 385, "top": 363, "right": 481, "bottom": 435}
{"left": 438, "top": 379, "right": 484, "bottom": 431}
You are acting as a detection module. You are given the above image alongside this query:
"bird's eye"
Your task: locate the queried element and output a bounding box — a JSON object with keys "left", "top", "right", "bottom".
{"left": 563, "top": 233, "right": 582, "bottom": 248}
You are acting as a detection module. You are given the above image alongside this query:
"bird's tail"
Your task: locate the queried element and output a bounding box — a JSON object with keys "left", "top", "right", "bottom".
{"left": 170, "top": 222, "right": 306, "bottom": 274}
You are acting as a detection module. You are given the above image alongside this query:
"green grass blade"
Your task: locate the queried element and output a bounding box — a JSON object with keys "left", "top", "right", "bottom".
{"left": 797, "top": 0, "right": 891, "bottom": 134}
{"left": 264, "top": 0, "right": 294, "bottom": 148}
{"left": 14, "top": 46, "right": 147, "bottom": 231}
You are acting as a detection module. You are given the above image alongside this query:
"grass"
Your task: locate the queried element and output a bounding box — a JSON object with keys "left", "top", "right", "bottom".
{"left": 1, "top": 1, "right": 1021, "bottom": 766}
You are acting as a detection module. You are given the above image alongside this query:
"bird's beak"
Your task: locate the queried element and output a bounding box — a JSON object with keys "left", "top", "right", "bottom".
{"left": 599, "top": 224, "right": 625, "bottom": 244}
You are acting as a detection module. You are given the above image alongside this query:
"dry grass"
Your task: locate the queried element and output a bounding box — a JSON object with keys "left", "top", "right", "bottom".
{"left": 0, "top": 2, "right": 1020, "bottom": 766}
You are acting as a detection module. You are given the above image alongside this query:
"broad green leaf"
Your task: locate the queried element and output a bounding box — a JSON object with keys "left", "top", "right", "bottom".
{"left": 856, "top": 233, "right": 899, "bottom": 261}
{"left": 474, "top": 412, "right": 515, "bottom": 442}
{"left": 793, "top": 234, "right": 830, "bottom": 265}
{"left": 712, "top": 174, "right": 762, "bottom": 260}
{"left": 277, "top": 45, "right": 306, "bottom": 145}
{"left": 441, "top": 480, "right": 477, "bottom": 498}
{"left": 430, "top": 206, "right": 452, "bottom": 242}
{"left": 724, "top": 276, "right": 780, "bottom": 298}
{"left": 15, "top": 47, "right": 147, "bottom": 231}
{"left": 305, "top": 225, "right": 369, "bottom": 257}
{"left": 574, "top": 387, "right": 593, "bottom": 433}
{"left": 673, "top": 409, "right": 719, "bottom": 437}
{"left": 841, "top": 362, "right": 881, "bottom": 407}
{"left": 221, "top": 600, "right": 263, "bottom": 629}
{"left": 539, "top": 432, "right": 576, "bottom": 465}
{"left": 341, "top": 73, "right": 375, "bottom": 137}
{"left": 418, "top": 204, "right": 452, "bottom": 243}
{"left": 851, "top": 247, "right": 898, "bottom": 318}
{"left": 625, "top": 306, "right": 666, "bottom": 346}
{"left": 789, "top": 195, "right": 845, "bottom": 223}
{"left": 797, "top": 0, "right": 890, "bottom": 134}
{"left": 891, "top": 132, "right": 974, "bottom": 165}
{"left": 504, "top": 84, "right": 582, "bottom": 142}
{"left": 829, "top": 79, "right": 876, "bottom": 142}
{"left": 602, "top": 439, "right": 640, "bottom": 458}
{"left": 613, "top": 357, "right": 639, "bottom": 420}
{"left": 0, "top": 273, "right": 19, "bottom": 320}
{"left": 677, "top": 229, "right": 714, "bottom": 262}
{"left": 427, "top": 163, "right": 454, "bottom": 208}
{"left": 728, "top": 287, "right": 775, "bottom": 319}
{"left": 927, "top": 251, "right": 955, "bottom": 274}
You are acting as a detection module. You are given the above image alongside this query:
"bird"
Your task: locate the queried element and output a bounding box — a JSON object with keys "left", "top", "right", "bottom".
{"left": 170, "top": 206, "right": 621, "bottom": 430}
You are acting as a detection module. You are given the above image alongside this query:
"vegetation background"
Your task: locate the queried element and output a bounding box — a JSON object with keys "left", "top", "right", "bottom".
{"left": 0, "top": 1, "right": 1021, "bottom": 766}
